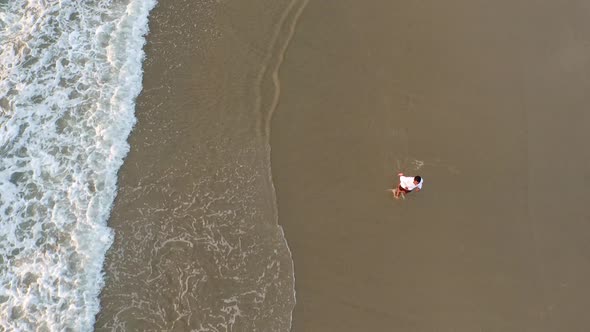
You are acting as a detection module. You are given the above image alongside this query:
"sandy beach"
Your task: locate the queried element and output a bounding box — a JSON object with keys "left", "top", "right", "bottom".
{"left": 271, "top": 0, "right": 590, "bottom": 331}
{"left": 96, "top": 1, "right": 300, "bottom": 330}
{"left": 93, "top": 0, "right": 590, "bottom": 331}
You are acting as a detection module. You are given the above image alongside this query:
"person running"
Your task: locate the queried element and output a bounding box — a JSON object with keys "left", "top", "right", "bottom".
{"left": 393, "top": 172, "right": 423, "bottom": 199}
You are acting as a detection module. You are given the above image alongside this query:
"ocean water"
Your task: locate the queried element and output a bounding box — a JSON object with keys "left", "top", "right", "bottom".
{"left": 0, "top": 0, "right": 156, "bottom": 330}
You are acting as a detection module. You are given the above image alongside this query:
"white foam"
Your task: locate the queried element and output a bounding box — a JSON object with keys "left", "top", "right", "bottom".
{"left": 0, "top": 0, "right": 156, "bottom": 330}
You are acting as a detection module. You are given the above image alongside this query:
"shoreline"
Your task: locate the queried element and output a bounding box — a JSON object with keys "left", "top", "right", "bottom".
{"left": 96, "top": 1, "right": 298, "bottom": 330}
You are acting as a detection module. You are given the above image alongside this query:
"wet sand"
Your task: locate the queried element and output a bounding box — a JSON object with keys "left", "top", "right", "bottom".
{"left": 271, "top": 0, "right": 590, "bottom": 331}
{"left": 96, "top": 1, "right": 302, "bottom": 330}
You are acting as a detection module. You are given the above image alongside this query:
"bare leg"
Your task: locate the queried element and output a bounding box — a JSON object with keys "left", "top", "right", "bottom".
{"left": 393, "top": 185, "right": 401, "bottom": 199}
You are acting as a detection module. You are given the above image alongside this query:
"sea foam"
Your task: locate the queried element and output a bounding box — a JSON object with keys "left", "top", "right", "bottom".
{"left": 0, "top": 0, "right": 156, "bottom": 330}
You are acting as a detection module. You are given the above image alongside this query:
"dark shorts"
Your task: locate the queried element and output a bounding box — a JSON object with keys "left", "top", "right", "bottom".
{"left": 398, "top": 185, "right": 412, "bottom": 193}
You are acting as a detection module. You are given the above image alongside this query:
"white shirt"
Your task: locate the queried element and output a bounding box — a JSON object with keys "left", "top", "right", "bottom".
{"left": 400, "top": 176, "right": 423, "bottom": 191}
